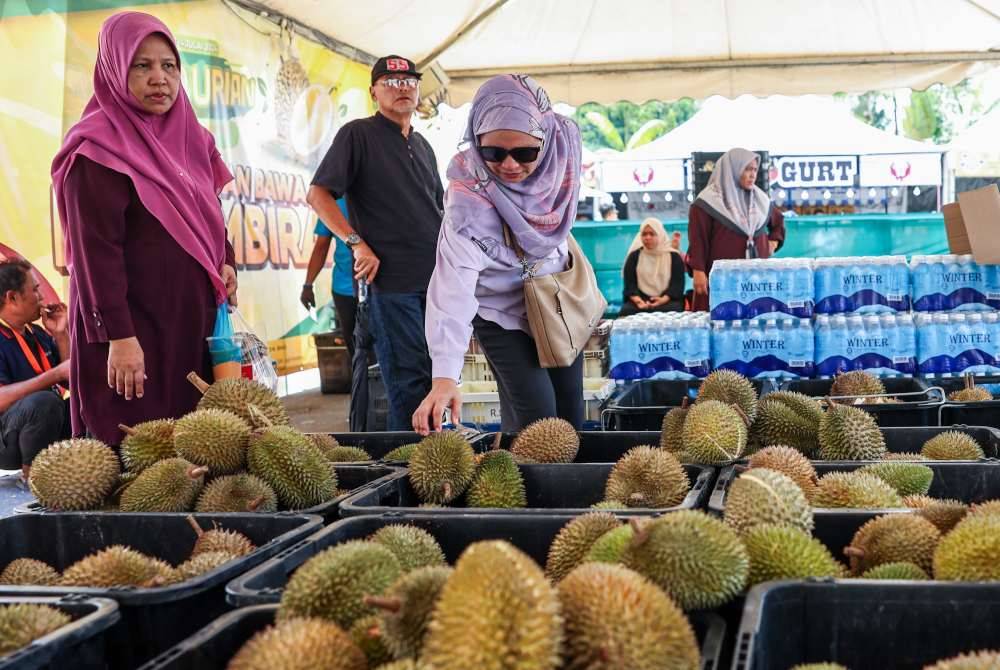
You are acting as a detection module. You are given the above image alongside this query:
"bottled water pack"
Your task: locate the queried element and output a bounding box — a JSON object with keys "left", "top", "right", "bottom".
{"left": 814, "top": 313, "right": 916, "bottom": 378}
{"left": 910, "top": 255, "right": 1000, "bottom": 312}
{"left": 709, "top": 258, "right": 814, "bottom": 321}
{"left": 916, "top": 312, "right": 1000, "bottom": 376}
{"left": 711, "top": 318, "right": 814, "bottom": 380}
{"left": 609, "top": 312, "right": 712, "bottom": 381}
{"left": 813, "top": 256, "right": 910, "bottom": 314}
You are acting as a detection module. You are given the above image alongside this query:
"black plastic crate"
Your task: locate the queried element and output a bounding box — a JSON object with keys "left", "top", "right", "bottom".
{"left": 710, "top": 460, "right": 1000, "bottom": 519}
{"left": 781, "top": 376, "right": 945, "bottom": 427}
{"left": 471, "top": 430, "right": 681, "bottom": 463}
{"left": 0, "top": 512, "right": 320, "bottom": 668}
{"left": 602, "top": 379, "right": 777, "bottom": 431}
{"left": 0, "top": 595, "right": 118, "bottom": 670}
{"left": 16, "top": 465, "right": 402, "bottom": 522}
{"left": 339, "top": 463, "right": 715, "bottom": 517}
{"left": 932, "top": 375, "right": 1000, "bottom": 428}
{"left": 735, "top": 581, "right": 1000, "bottom": 670}
{"left": 141, "top": 601, "right": 724, "bottom": 670}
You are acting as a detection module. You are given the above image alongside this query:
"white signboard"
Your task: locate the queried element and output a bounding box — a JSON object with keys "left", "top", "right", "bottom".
{"left": 860, "top": 153, "right": 942, "bottom": 186}
{"left": 600, "top": 159, "right": 686, "bottom": 192}
{"left": 774, "top": 155, "right": 857, "bottom": 188}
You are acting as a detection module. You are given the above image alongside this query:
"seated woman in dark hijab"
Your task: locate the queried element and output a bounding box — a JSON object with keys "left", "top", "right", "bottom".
{"left": 620, "top": 217, "right": 685, "bottom": 316}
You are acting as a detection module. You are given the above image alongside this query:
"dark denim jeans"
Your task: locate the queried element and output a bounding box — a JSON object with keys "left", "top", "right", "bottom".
{"left": 368, "top": 291, "right": 432, "bottom": 431}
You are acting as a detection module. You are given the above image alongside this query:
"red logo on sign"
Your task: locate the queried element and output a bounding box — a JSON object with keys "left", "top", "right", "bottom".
{"left": 633, "top": 167, "right": 654, "bottom": 187}
{"left": 386, "top": 58, "right": 409, "bottom": 71}
{"left": 890, "top": 162, "right": 912, "bottom": 182}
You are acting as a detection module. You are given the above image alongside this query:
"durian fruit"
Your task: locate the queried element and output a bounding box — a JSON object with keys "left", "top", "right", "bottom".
{"left": 188, "top": 371, "right": 289, "bottom": 427}
{"left": 696, "top": 369, "right": 759, "bottom": 422}
{"left": 933, "top": 513, "right": 1000, "bottom": 581}
{"left": 324, "top": 446, "right": 371, "bottom": 462}
{"left": 882, "top": 452, "right": 928, "bottom": 461}
{"left": 248, "top": 425, "right": 338, "bottom": 510}
{"left": 188, "top": 516, "right": 256, "bottom": 557}
{"left": 119, "top": 419, "right": 176, "bottom": 472}
{"left": 947, "top": 374, "right": 993, "bottom": 402}
{"left": 349, "top": 615, "right": 392, "bottom": 667}
{"left": 465, "top": 450, "right": 527, "bottom": 508}
{"left": 584, "top": 524, "right": 635, "bottom": 564}
{"left": 858, "top": 462, "right": 934, "bottom": 497}
{"left": 420, "top": 541, "right": 563, "bottom": 670}
{"left": 510, "top": 417, "right": 579, "bottom": 463}
{"left": 0, "top": 604, "right": 72, "bottom": 656}
{"left": 818, "top": 404, "right": 887, "bottom": 460}
{"left": 743, "top": 524, "right": 845, "bottom": 587}
{"left": 384, "top": 444, "right": 419, "bottom": 463}
{"left": 279, "top": 540, "right": 402, "bottom": 629}
{"left": 904, "top": 496, "right": 969, "bottom": 533}
{"left": 375, "top": 662, "right": 431, "bottom": 670}
{"left": 175, "top": 550, "right": 236, "bottom": 580}
{"left": 558, "top": 562, "right": 700, "bottom": 670}
{"left": 545, "top": 513, "right": 622, "bottom": 582}
{"left": 845, "top": 514, "right": 941, "bottom": 575}
{"left": 813, "top": 472, "right": 903, "bottom": 509}
{"left": 969, "top": 500, "right": 1000, "bottom": 517}
{"left": 174, "top": 409, "right": 251, "bottom": 475}
{"left": 623, "top": 512, "right": 749, "bottom": 611}
{"left": 682, "top": 399, "right": 748, "bottom": 464}
{"left": 860, "top": 561, "right": 929, "bottom": 580}
{"left": 749, "top": 391, "right": 824, "bottom": 456}
{"left": 308, "top": 433, "right": 340, "bottom": 453}
{"left": 369, "top": 525, "right": 446, "bottom": 573}
{"left": 604, "top": 446, "right": 690, "bottom": 508}
{"left": 659, "top": 398, "right": 689, "bottom": 453}
{"left": 119, "top": 458, "right": 208, "bottom": 512}
{"left": 0, "top": 558, "right": 60, "bottom": 586}
{"left": 925, "top": 650, "right": 1000, "bottom": 669}
{"left": 408, "top": 432, "right": 475, "bottom": 504}
{"left": 195, "top": 473, "right": 278, "bottom": 513}
{"left": 590, "top": 500, "right": 625, "bottom": 510}
{"left": 28, "top": 439, "right": 120, "bottom": 510}
{"left": 724, "top": 467, "right": 813, "bottom": 535}
{"left": 921, "top": 432, "right": 985, "bottom": 460}
{"left": 227, "top": 617, "right": 367, "bottom": 670}
{"left": 365, "top": 565, "right": 452, "bottom": 660}
{"left": 829, "top": 370, "right": 886, "bottom": 403}
{"left": 61, "top": 545, "right": 176, "bottom": 588}
{"left": 748, "top": 446, "right": 819, "bottom": 501}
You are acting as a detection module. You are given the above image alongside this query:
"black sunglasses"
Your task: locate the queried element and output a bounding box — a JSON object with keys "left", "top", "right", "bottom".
{"left": 478, "top": 145, "right": 542, "bottom": 164}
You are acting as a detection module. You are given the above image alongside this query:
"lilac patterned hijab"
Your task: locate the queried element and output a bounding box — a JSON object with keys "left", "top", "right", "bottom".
{"left": 445, "top": 75, "right": 582, "bottom": 258}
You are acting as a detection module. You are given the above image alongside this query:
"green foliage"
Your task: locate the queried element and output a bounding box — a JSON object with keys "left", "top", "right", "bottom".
{"left": 575, "top": 100, "right": 698, "bottom": 151}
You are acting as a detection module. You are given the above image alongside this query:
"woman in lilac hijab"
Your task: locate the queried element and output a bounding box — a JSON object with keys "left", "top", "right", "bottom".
{"left": 413, "top": 75, "right": 585, "bottom": 434}
{"left": 51, "top": 12, "right": 236, "bottom": 445}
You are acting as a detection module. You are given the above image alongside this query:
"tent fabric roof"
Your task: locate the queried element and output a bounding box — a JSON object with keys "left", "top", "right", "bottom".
{"left": 948, "top": 106, "right": 1000, "bottom": 151}
{"left": 249, "top": 0, "right": 1000, "bottom": 104}
{"left": 618, "top": 95, "right": 941, "bottom": 161}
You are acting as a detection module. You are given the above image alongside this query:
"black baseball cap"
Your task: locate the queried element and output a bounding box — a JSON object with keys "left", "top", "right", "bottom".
{"left": 371, "top": 55, "right": 422, "bottom": 85}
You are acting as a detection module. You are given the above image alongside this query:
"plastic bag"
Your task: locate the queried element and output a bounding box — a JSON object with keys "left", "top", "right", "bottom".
{"left": 231, "top": 308, "right": 279, "bottom": 392}
{"left": 208, "top": 304, "right": 241, "bottom": 364}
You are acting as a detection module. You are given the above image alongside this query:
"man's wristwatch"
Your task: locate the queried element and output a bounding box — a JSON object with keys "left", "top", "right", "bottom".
{"left": 344, "top": 233, "right": 362, "bottom": 248}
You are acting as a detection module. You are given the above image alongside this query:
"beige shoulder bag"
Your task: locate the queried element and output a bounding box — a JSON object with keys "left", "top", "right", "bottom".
{"left": 502, "top": 223, "right": 608, "bottom": 368}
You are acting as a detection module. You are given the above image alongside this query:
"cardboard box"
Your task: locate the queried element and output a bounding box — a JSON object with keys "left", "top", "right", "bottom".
{"left": 944, "top": 184, "right": 1000, "bottom": 263}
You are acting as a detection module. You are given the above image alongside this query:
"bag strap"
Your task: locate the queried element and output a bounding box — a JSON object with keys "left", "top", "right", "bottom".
{"left": 500, "top": 221, "right": 539, "bottom": 280}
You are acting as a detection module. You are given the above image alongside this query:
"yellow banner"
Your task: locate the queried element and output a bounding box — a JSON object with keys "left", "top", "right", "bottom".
{"left": 1, "top": 1, "right": 372, "bottom": 375}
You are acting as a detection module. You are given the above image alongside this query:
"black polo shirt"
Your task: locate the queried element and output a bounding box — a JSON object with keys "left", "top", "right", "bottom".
{"left": 0, "top": 322, "right": 60, "bottom": 387}
{"left": 311, "top": 112, "right": 444, "bottom": 293}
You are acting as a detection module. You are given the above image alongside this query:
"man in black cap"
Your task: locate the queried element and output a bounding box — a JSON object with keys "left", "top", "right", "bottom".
{"left": 307, "top": 55, "right": 444, "bottom": 431}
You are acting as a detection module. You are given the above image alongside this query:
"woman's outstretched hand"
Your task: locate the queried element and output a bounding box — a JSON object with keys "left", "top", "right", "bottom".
{"left": 412, "top": 378, "right": 462, "bottom": 435}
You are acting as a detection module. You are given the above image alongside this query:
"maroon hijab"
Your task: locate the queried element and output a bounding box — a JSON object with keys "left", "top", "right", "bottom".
{"left": 51, "top": 11, "right": 232, "bottom": 303}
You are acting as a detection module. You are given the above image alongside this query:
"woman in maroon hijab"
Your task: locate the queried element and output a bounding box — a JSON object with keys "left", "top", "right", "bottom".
{"left": 51, "top": 12, "right": 237, "bottom": 445}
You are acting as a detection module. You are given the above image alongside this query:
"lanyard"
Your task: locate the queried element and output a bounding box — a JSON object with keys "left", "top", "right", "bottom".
{"left": 0, "top": 317, "right": 65, "bottom": 396}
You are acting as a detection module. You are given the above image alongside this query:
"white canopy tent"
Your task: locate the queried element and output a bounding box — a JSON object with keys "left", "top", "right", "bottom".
{"left": 240, "top": 0, "right": 1000, "bottom": 105}
{"left": 949, "top": 106, "right": 1000, "bottom": 153}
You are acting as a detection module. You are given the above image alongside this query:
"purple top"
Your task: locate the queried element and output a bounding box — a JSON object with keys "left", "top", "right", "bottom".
{"left": 425, "top": 203, "right": 569, "bottom": 380}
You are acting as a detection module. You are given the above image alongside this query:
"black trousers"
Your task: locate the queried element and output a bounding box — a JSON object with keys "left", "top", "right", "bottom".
{"left": 472, "top": 316, "right": 584, "bottom": 432}
{"left": 332, "top": 292, "right": 358, "bottom": 361}
{"left": 0, "top": 391, "right": 70, "bottom": 469}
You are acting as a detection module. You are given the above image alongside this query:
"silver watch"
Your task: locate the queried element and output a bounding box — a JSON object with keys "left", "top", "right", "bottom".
{"left": 345, "top": 233, "right": 362, "bottom": 247}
